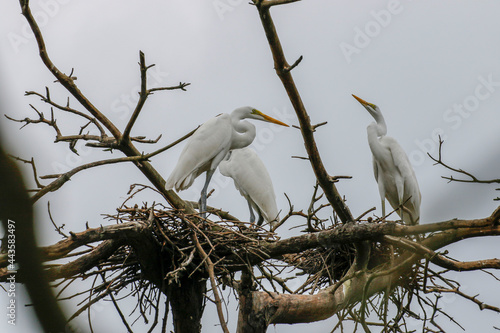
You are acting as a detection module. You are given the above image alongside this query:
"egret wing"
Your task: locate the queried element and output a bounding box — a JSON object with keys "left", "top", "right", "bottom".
{"left": 387, "top": 140, "right": 421, "bottom": 224}
{"left": 220, "top": 148, "right": 279, "bottom": 223}
{"left": 166, "top": 114, "right": 232, "bottom": 191}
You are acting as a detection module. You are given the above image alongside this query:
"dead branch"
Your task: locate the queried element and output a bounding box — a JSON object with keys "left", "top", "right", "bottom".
{"left": 25, "top": 87, "right": 107, "bottom": 137}
{"left": 192, "top": 235, "right": 230, "bottom": 333}
{"left": 45, "top": 240, "right": 124, "bottom": 281}
{"left": 252, "top": 0, "right": 353, "bottom": 224}
{"left": 31, "top": 155, "right": 150, "bottom": 202}
{"left": 428, "top": 136, "right": 500, "bottom": 185}
{"left": 426, "top": 286, "right": 500, "bottom": 313}
{"left": 384, "top": 235, "right": 500, "bottom": 271}
{"left": 5, "top": 104, "right": 61, "bottom": 136}
{"left": 8, "top": 155, "right": 44, "bottom": 189}
{"left": 122, "top": 51, "right": 189, "bottom": 142}
{"left": 259, "top": 0, "right": 302, "bottom": 8}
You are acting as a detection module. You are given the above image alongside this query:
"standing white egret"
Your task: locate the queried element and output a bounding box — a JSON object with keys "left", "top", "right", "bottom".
{"left": 352, "top": 94, "right": 421, "bottom": 225}
{"left": 219, "top": 147, "right": 279, "bottom": 229}
{"left": 165, "top": 106, "right": 288, "bottom": 218}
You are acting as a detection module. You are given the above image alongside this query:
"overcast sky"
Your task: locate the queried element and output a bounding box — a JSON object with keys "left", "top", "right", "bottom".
{"left": 1, "top": 0, "right": 500, "bottom": 332}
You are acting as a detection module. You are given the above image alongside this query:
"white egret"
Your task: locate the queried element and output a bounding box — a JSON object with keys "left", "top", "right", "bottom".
{"left": 165, "top": 106, "right": 288, "bottom": 218}
{"left": 352, "top": 94, "right": 421, "bottom": 225}
{"left": 219, "top": 147, "right": 279, "bottom": 229}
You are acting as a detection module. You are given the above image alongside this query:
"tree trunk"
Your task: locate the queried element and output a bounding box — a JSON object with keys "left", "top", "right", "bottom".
{"left": 237, "top": 271, "right": 268, "bottom": 333}
{"left": 168, "top": 275, "right": 207, "bottom": 333}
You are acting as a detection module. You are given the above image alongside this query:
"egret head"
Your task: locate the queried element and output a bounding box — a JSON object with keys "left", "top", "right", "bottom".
{"left": 352, "top": 94, "right": 387, "bottom": 136}
{"left": 234, "top": 106, "right": 289, "bottom": 127}
{"left": 352, "top": 94, "right": 381, "bottom": 119}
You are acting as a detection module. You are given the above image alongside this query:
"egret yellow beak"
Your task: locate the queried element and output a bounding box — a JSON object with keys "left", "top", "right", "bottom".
{"left": 253, "top": 109, "right": 289, "bottom": 127}
{"left": 352, "top": 94, "right": 376, "bottom": 109}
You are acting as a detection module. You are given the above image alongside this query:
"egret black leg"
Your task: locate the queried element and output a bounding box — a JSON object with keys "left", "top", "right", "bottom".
{"left": 381, "top": 200, "right": 386, "bottom": 219}
{"left": 199, "top": 170, "right": 214, "bottom": 219}
{"left": 247, "top": 201, "right": 255, "bottom": 224}
{"left": 257, "top": 214, "right": 264, "bottom": 227}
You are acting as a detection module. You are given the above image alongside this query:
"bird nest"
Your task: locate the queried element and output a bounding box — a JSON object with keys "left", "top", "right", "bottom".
{"left": 52, "top": 202, "right": 422, "bottom": 325}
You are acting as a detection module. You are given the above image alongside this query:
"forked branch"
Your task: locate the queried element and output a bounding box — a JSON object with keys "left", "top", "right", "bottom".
{"left": 122, "top": 51, "right": 190, "bottom": 142}
{"left": 429, "top": 136, "right": 500, "bottom": 185}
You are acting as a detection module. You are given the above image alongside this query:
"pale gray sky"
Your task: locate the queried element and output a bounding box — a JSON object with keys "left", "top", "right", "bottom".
{"left": 1, "top": 0, "right": 500, "bottom": 332}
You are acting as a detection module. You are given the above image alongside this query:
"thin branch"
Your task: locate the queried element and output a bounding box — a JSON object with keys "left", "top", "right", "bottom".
{"left": 426, "top": 287, "right": 500, "bottom": 313}
{"left": 123, "top": 51, "right": 190, "bottom": 142}
{"left": 384, "top": 235, "right": 500, "bottom": 271}
{"left": 131, "top": 134, "right": 162, "bottom": 144}
{"left": 355, "top": 207, "right": 376, "bottom": 222}
{"left": 123, "top": 51, "right": 149, "bottom": 142}
{"left": 5, "top": 104, "right": 61, "bottom": 136}
{"left": 192, "top": 235, "right": 230, "bottom": 333}
{"left": 149, "top": 82, "right": 190, "bottom": 93}
{"left": 25, "top": 88, "right": 107, "bottom": 137}
{"left": 105, "top": 276, "right": 134, "bottom": 333}
{"left": 142, "top": 126, "right": 199, "bottom": 160}
{"left": 312, "top": 121, "right": 328, "bottom": 131}
{"left": 259, "top": 0, "right": 302, "bottom": 8}
{"left": 9, "top": 155, "right": 44, "bottom": 189}
{"left": 47, "top": 201, "right": 68, "bottom": 238}
{"left": 291, "top": 155, "right": 309, "bottom": 160}
{"left": 283, "top": 55, "right": 303, "bottom": 73}
{"left": 428, "top": 136, "right": 500, "bottom": 184}
{"left": 31, "top": 155, "right": 151, "bottom": 202}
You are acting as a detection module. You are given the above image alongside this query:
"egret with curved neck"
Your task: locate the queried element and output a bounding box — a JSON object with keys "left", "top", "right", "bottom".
{"left": 166, "top": 106, "right": 288, "bottom": 218}
{"left": 352, "top": 94, "right": 421, "bottom": 225}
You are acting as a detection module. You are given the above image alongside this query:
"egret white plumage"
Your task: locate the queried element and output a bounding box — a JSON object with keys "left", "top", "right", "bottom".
{"left": 219, "top": 147, "right": 279, "bottom": 229}
{"left": 352, "top": 94, "right": 421, "bottom": 225}
{"left": 165, "top": 106, "right": 288, "bottom": 218}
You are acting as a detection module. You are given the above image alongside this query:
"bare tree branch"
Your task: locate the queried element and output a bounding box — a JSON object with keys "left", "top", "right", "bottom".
{"left": 253, "top": 0, "right": 353, "bottom": 224}
{"left": 426, "top": 286, "right": 500, "bottom": 313}
{"left": 31, "top": 155, "right": 149, "bottom": 202}
{"left": 192, "top": 235, "right": 230, "bottom": 333}
{"left": 5, "top": 104, "right": 61, "bottom": 136}
{"left": 384, "top": 235, "right": 500, "bottom": 271}
{"left": 259, "top": 0, "right": 302, "bottom": 8}
{"left": 25, "top": 87, "right": 107, "bottom": 137}
{"left": 123, "top": 51, "right": 190, "bottom": 142}
{"left": 429, "top": 136, "right": 500, "bottom": 185}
